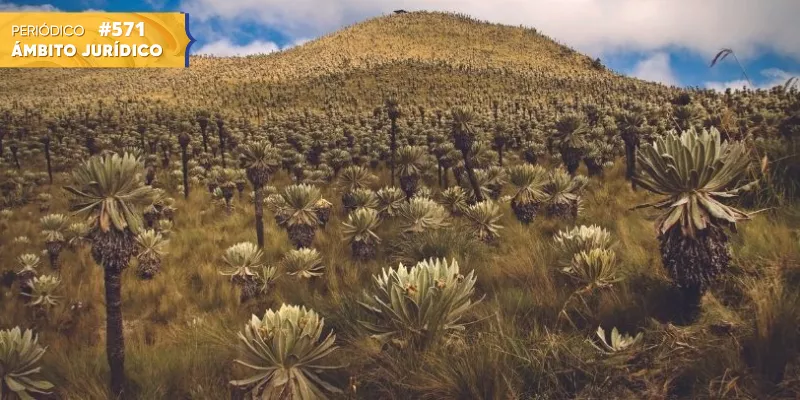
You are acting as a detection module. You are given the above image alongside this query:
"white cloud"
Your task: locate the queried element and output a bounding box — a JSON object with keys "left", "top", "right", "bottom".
{"left": 180, "top": 0, "right": 800, "bottom": 60}
{"left": 193, "top": 35, "right": 312, "bottom": 56}
{"left": 0, "top": 2, "right": 104, "bottom": 12}
{"left": 704, "top": 68, "right": 799, "bottom": 91}
{"left": 194, "top": 39, "right": 280, "bottom": 56}
{"left": 629, "top": 52, "right": 678, "bottom": 86}
{"left": 0, "top": 1, "right": 58, "bottom": 11}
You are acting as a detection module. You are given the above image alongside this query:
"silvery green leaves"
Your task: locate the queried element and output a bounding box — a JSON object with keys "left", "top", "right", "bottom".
{"left": 220, "top": 242, "right": 264, "bottom": 280}
{"left": 238, "top": 140, "right": 281, "bottom": 187}
{"left": 64, "top": 152, "right": 157, "bottom": 234}
{"left": 0, "top": 327, "right": 55, "bottom": 399}
{"left": 462, "top": 200, "right": 504, "bottom": 243}
{"left": 553, "top": 225, "right": 615, "bottom": 269}
{"left": 40, "top": 213, "right": 68, "bottom": 242}
{"left": 590, "top": 326, "right": 643, "bottom": 354}
{"left": 342, "top": 208, "right": 381, "bottom": 245}
{"left": 359, "top": 258, "right": 481, "bottom": 348}
{"left": 15, "top": 254, "right": 40, "bottom": 275}
{"left": 633, "top": 127, "right": 755, "bottom": 238}
{"left": 398, "top": 197, "right": 450, "bottom": 234}
{"left": 553, "top": 225, "right": 620, "bottom": 290}
{"left": 230, "top": 304, "right": 342, "bottom": 399}
{"left": 23, "top": 275, "right": 63, "bottom": 308}
{"left": 283, "top": 248, "right": 325, "bottom": 279}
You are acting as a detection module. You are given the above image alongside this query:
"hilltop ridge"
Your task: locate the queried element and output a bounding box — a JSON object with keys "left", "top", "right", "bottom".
{"left": 0, "top": 11, "right": 675, "bottom": 113}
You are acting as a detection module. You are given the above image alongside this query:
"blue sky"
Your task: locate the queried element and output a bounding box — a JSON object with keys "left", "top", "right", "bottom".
{"left": 3, "top": 0, "right": 799, "bottom": 91}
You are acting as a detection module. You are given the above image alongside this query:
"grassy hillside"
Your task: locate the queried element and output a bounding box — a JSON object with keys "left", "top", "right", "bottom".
{"left": 0, "top": 12, "right": 673, "bottom": 112}
{"left": 1, "top": 10, "right": 799, "bottom": 400}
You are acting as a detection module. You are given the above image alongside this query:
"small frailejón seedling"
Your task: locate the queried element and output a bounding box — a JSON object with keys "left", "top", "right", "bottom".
{"left": 553, "top": 225, "right": 615, "bottom": 269}
{"left": 273, "top": 184, "right": 326, "bottom": 248}
{"left": 220, "top": 242, "right": 265, "bottom": 301}
{"left": 15, "top": 253, "right": 40, "bottom": 299}
{"left": 0, "top": 327, "right": 55, "bottom": 399}
{"left": 230, "top": 304, "right": 342, "bottom": 399}
{"left": 398, "top": 197, "right": 450, "bottom": 234}
{"left": 283, "top": 247, "right": 325, "bottom": 279}
{"left": 633, "top": 127, "right": 757, "bottom": 320}
{"left": 438, "top": 186, "right": 469, "bottom": 217}
{"left": 507, "top": 164, "right": 548, "bottom": 224}
{"left": 359, "top": 258, "right": 482, "bottom": 349}
{"left": 338, "top": 165, "right": 377, "bottom": 213}
{"left": 543, "top": 168, "right": 589, "bottom": 219}
{"left": 134, "top": 229, "right": 169, "bottom": 280}
{"left": 396, "top": 145, "right": 427, "bottom": 199}
{"left": 346, "top": 188, "right": 379, "bottom": 213}
{"left": 342, "top": 208, "right": 382, "bottom": 261}
{"left": 375, "top": 186, "right": 405, "bottom": 218}
{"left": 590, "top": 326, "right": 644, "bottom": 355}
{"left": 462, "top": 200, "right": 504, "bottom": 244}
{"left": 40, "top": 213, "right": 68, "bottom": 271}
{"left": 554, "top": 225, "right": 621, "bottom": 327}
{"left": 23, "top": 274, "right": 63, "bottom": 310}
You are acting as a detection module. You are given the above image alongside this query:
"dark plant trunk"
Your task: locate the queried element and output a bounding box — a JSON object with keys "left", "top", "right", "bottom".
{"left": 287, "top": 224, "right": 315, "bottom": 248}
{"left": 17, "top": 272, "right": 34, "bottom": 299}
{"left": 352, "top": 241, "right": 376, "bottom": 261}
{"left": 161, "top": 149, "right": 170, "bottom": 169}
{"left": 219, "top": 135, "right": 227, "bottom": 168}
{"left": 200, "top": 128, "right": 208, "bottom": 153}
{"left": 400, "top": 174, "right": 418, "bottom": 200}
{"left": 584, "top": 158, "right": 603, "bottom": 177}
{"left": 316, "top": 205, "right": 331, "bottom": 227}
{"left": 222, "top": 186, "right": 234, "bottom": 214}
{"left": 562, "top": 148, "right": 581, "bottom": 176}
{"left": 145, "top": 167, "right": 156, "bottom": 186}
{"left": 437, "top": 164, "right": 442, "bottom": 188}
{"left": 545, "top": 201, "right": 577, "bottom": 219}
{"left": 389, "top": 118, "right": 397, "bottom": 187}
{"left": 442, "top": 167, "right": 449, "bottom": 188}
{"left": 181, "top": 146, "right": 189, "bottom": 199}
{"left": 11, "top": 148, "right": 20, "bottom": 169}
{"left": 235, "top": 276, "right": 260, "bottom": 302}
{"left": 254, "top": 187, "right": 265, "bottom": 248}
{"left": 660, "top": 225, "right": 730, "bottom": 322}
{"left": 46, "top": 241, "right": 62, "bottom": 270}
{"left": 461, "top": 150, "right": 484, "bottom": 202}
{"left": 144, "top": 210, "right": 158, "bottom": 228}
{"left": 104, "top": 268, "right": 126, "bottom": 397}
{"left": 342, "top": 191, "right": 357, "bottom": 214}
{"left": 91, "top": 229, "right": 135, "bottom": 399}
{"left": 511, "top": 200, "right": 539, "bottom": 224}
{"left": 498, "top": 146, "right": 504, "bottom": 166}
{"left": 44, "top": 145, "right": 53, "bottom": 184}
{"left": 136, "top": 256, "right": 160, "bottom": 279}
{"left": 625, "top": 143, "right": 637, "bottom": 190}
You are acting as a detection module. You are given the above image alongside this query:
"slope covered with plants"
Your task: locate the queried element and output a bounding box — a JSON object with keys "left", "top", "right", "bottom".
{"left": 1, "top": 10, "right": 800, "bottom": 400}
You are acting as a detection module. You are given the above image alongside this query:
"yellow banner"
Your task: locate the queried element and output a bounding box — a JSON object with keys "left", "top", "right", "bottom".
{"left": 0, "top": 12, "right": 195, "bottom": 68}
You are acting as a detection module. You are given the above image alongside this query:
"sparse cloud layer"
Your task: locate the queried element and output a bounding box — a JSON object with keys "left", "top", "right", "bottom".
{"left": 194, "top": 37, "right": 310, "bottom": 56}
{"left": 704, "top": 68, "right": 799, "bottom": 91}
{"left": 194, "top": 39, "right": 280, "bottom": 56}
{"left": 629, "top": 52, "right": 679, "bottom": 86}
{"left": 0, "top": 0, "right": 57, "bottom": 11}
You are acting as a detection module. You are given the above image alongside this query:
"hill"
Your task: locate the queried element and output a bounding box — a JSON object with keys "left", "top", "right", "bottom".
{"left": 0, "top": 11, "right": 676, "bottom": 113}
